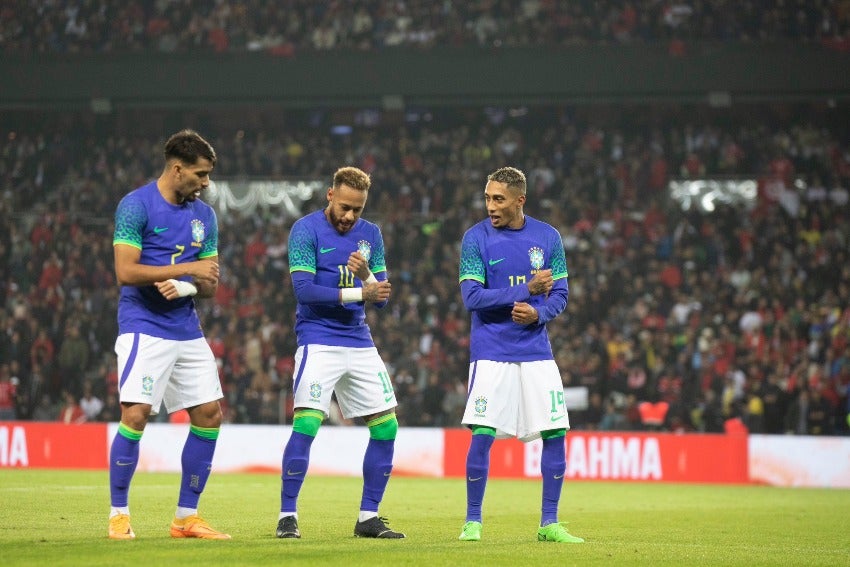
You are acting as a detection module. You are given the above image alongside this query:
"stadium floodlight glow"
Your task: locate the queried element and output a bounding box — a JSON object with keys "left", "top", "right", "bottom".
{"left": 206, "top": 179, "right": 323, "bottom": 216}
{"left": 668, "top": 178, "right": 759, "bottom": 212}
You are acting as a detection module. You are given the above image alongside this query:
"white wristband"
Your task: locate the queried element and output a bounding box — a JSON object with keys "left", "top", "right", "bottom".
{"left": 169, "top": 279, "right": 198, "bottom": 297}
{"left": 365, "top": 272, "right": 378, "bottom": 284}
{"left": 340, "top": 287, "right": 363, "bottom": 303}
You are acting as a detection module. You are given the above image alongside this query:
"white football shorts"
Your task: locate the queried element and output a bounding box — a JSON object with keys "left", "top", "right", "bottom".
{"left": 115, "top": 333, "right": 223, "bottom": 416}
{"left": 292, "top": 344, "right": 397, "bottom": 419}
{"left": 461, "top": 359, "right": 570, "bottom": 442}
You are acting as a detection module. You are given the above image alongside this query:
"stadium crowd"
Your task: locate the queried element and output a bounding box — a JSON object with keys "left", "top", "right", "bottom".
{"left": 1, "top": 0, "right": 849, "bottom": 54}
{"left": 1, "top": 102, "right": 849, "bottom": 436}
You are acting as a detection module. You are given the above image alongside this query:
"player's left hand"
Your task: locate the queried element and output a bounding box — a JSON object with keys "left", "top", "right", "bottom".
{"left": 347, "top": 251, "right": 371, "bottom": 281}
{"left": 154, "top": 279, "right": 198, "bottom": 301}
{"left": 363, "top": 280, "right": 391, "bottom": 303}
{"left": 155, "top": 280, "right": 180, "bottom": 300}
{"left": 511, "top": 302, "right": 539, "bottom": 325}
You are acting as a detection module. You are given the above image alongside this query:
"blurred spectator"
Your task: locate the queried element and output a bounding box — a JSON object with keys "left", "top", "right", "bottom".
{"left": 79, "top": 380, "right": 103, "bottom": 421}
{"left": 806, "top": 387, "right": 835, "bottom": 435}
{"left": 743, "top": 387, "right": 765, "bottom": 433}
{"left": 760, "top": 374, "right": 788, "bottom": 434}
{"left": 638, "top": 400, "right": 669, "bottom": 431}
{"left": 99, "top": 394, "right": 121, "bottom": 423}
{"left": 419, "top": 372, "right": 446, "bottom": 426}
{"left": 0, "top": 363, "right": 18, "bottom": 420}
{"left": 784, "top": 389, "right": 809, "bottom": 435}
{"left": 30, "top": 328, "right": 55, "bottom": 376}
{"left": 582, "top": 392, "right": 604, "bottom": 430}
{"left": 56, "top": 325, "right": 89, "bottom": 396}
{"left": 31, "top": 394, "right": 58, "bottom": 421}
{"left": 599, "top": 396, "right": 627, "bottom": 431}
{"left": 57, "top": 390, "right": 86, "bottom": 424}
{"left": 693, "top": 389, "right": 725, "bottom": 433}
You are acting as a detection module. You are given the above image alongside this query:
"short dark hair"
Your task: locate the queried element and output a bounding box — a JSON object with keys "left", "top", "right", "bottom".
{"left": 487, "top": 166, "right": 526, "bottom": 195}
{"left": 333, "top": 166, "right": 371, "bottom": 191}
{"left": 164, "top": 129, "right": 217, "bottom": 166}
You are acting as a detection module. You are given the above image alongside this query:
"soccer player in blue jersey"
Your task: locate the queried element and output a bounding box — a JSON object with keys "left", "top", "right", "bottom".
{"left": 108, "top": 130, "right": 230, "bottom": 540}
{"left": 276, "top": 166, "right": 404, "bottom": 540}
{"left": 457, "top": 166, "right": 584, "bottom": 544}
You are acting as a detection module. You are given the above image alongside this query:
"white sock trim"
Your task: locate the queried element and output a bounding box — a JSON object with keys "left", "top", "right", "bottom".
{"left": 176, "top": 506, "right": 198, "bottom": 519}
{"left": 358, "top": 511, "right": 378, "bottom": 523}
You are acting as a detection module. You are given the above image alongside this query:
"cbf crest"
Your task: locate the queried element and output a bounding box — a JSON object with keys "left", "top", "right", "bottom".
{"left": 309, "top": 382, "right": 322, "bottom": 402}
{"left": 473, "top": 396, "right": 488, "bottom": 417}
{"left": 191, "top": 219, "right": 205, "bottom": 248}
{"left": 141, "top": 375, "right": 154, "bottom": 396}
{"left": 528, "top": 246, "right": 545, "bottom": 271}
{"left": 357, "top": 240, "right": 372, "bottom": 261}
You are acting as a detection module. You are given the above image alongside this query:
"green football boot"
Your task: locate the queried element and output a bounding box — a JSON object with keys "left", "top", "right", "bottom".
{"left": 537, "top": 522, "right": 584, "bottom": 543}
{"left": 458, "top": 521, "right": 482, "bottom": 541}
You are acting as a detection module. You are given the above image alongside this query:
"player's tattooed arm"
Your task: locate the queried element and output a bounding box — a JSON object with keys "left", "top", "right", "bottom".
{"left": 361, "top": 280, "right": 391, "bottom": 303}
{"left": 526, "top": 269, "right": 553, "bottom": 296}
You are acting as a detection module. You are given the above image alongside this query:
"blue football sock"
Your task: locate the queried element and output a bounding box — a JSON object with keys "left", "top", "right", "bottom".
{"left": 360, "top": 438, "right": 394, "bottom": 512}
{"left": 109, "top": 424, "right": 142, "bottom": 508}
{"left": 281, "top": 431, "right": 314, "bottom": 514}
{"left": 465, "top": 433, "right": 495, "bottom": 523}
{"left": 177, "top": 426, "right": 218, "bottom": 510}
{"left": 540, "top": 436, "right": 567, "bottom": 526}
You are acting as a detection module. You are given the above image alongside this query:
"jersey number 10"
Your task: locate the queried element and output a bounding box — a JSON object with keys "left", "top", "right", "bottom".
{"left": 337, "top": 265, "right": 355, "bottom": 288}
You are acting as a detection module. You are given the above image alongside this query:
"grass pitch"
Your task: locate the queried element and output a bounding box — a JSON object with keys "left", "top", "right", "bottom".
{"left": 0, "top": 469, "right": 848, "bottom": 566}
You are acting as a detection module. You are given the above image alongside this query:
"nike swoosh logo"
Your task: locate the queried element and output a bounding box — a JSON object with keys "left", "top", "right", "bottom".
{"left": 115, "top": 461, "right": 134, "bottom": 466}
{"left": 468, "top": 477, "right": 483, "bottom": 482}
{"left": 153, "top": 226, "right": 169, "bottom": 233}
{"left": 488, "top": 258, "right": 505, "bottom": 266}
{"left": 286, "top": 469, "right": 304, "bottom": 476}
{"left": 554, "top": 474, "right": 564, "bottom": 480}
{"left": 384, "top": 395, "right": 394, "bottom": 403}
{"left": 384, "top": 472, "right": 391, "bottom": 477}
{"left": 319, "top": 247, "right": 336, "bottom": 254}
{"left": 550, "top": 415, "right": 565, "bottom": 422}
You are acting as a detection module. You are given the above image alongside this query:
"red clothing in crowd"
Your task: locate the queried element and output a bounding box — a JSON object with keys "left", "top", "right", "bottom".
{"left": 0, "top": 381, "right": 16, "bottom": 412}
{"left": 38, "top": 259, "right": 64, "bottom": 290}
{"left": 58, "top": 402, "right": 87, "bottom": 424}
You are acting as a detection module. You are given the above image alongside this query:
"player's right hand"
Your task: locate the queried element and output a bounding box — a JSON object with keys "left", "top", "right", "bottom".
{"left": 191, "top": 260, "right": 220, "bottom": 283}
{"left": 362, "top": 280, "right": 391, "bottom": 303}
{"left": 347, "top": 251, "right": 371, "bottom": 281}
{"left": 527, "top": 269, "right": 553, "bottom": 295}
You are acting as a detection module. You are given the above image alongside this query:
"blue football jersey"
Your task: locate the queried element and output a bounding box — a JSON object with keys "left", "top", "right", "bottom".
{"left": 459, "top": 215, "right": 568, "bottom": 362}
{"left": 113, "top": 181, "right": 218, "bottom": 340}
{"left": 288, "top": 209, "right": 387, "bottom": 347}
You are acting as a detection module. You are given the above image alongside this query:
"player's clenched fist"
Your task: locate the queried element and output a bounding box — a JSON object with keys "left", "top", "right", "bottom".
{"left": 511, "top": 301, "right": 540, "bottom": 325}
{"left": 346, "top": 251, "right": 371, "bottom": 281}
{"left": 362, "top": 280, "right": 391, "bottom": 303}
{"left": 526, "top": 269, "right": 553, "bottom": 296}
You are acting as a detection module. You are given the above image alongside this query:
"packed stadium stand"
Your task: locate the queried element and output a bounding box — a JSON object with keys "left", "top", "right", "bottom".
{"left": 1, "top": 1, "right": 848, "bottom": 435}
{"left": 2, "top": 0, "right": 849, "bottom": 53}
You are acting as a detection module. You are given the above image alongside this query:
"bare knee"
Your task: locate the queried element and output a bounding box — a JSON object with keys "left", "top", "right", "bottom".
{"left": 120, "top": 403, "right": 152, "bottom": 431}
{"left": 187, "top": 401, "right": 223, "bottom": 428}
